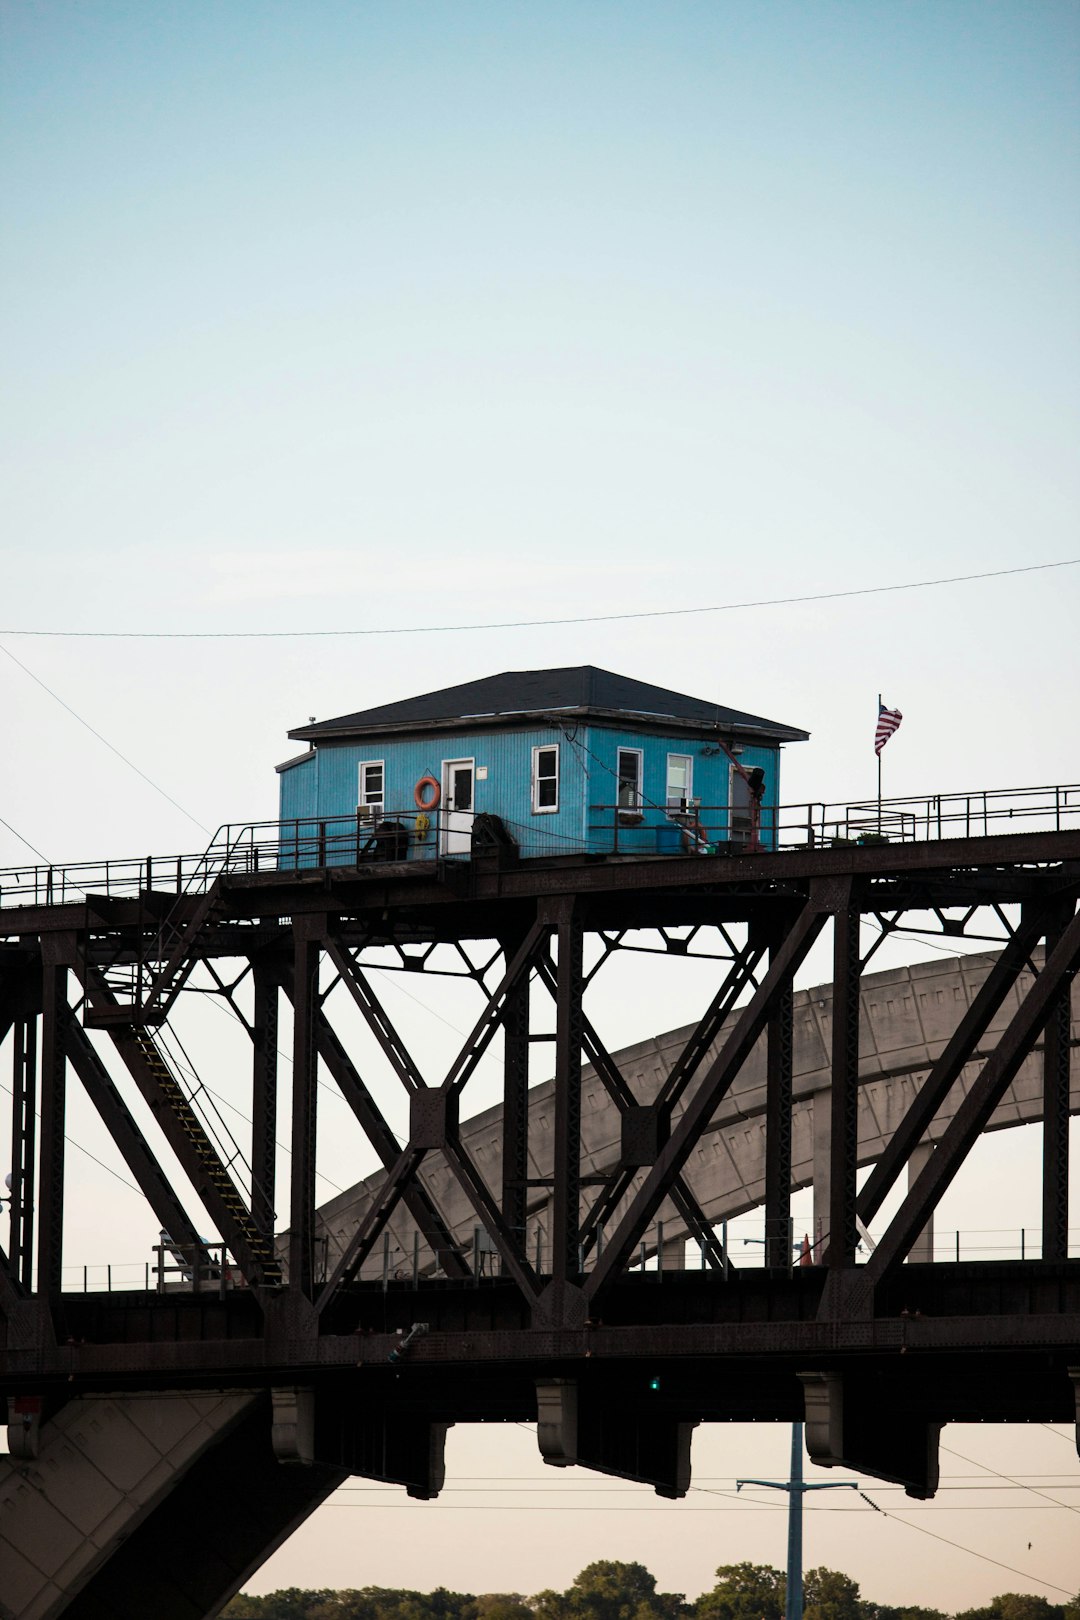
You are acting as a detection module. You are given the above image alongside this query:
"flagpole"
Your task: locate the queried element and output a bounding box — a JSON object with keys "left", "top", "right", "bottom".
{"left": 877, "top": 693, "right": 882, "bottom": 832}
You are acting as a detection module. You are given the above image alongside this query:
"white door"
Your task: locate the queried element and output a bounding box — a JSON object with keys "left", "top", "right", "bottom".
{"left": 440, "top": 759, "right": 475, "bottom": 855}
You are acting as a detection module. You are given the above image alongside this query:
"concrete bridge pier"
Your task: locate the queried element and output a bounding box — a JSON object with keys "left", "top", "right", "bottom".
{"left": 907, "top": 1141, "right": 936, "bottom": 1263}
{"left": 0, "top": 1391, "right": 345, "bottom": 1620}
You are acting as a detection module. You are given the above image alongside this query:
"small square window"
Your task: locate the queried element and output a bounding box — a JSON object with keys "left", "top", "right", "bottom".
{"left": 532, "top": 745, "right": 559, "bottom": 813}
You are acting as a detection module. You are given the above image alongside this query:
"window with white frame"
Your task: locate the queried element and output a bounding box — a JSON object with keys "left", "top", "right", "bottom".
{"left": 666, "top": 753, "right": 693, "bottom": 808}
{"left": 617, "top": 748, "right": 643, "bottom": 813}
{"left": 532, "top": 744, "right": 559, "bottom": 812}
{"left": 357, "top": 760, "right": 384, "bottom": 820}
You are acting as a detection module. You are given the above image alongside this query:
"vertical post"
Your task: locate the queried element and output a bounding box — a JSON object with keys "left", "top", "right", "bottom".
{"left": 37, "top": 950, "right": 69, "bottom": 1300}
{"left": 10, "top": 1015, "right": 38, "bottom": 1290}
{"left": 1041, "top": 909, "right": 1072, "bottom": 1261}
{"left": 907, "top": 1141, "right": 936, "bottom": 1263}
{"left": 551, "top": 902, "right": 584, "bottom": 1286}
{"left": 827, "top": 903, "right": 861, "bottom": 1269}
{"left": 251, "top": 959, "right": 279, "bottom": 1241}
{"left": 787, "top": 1422, "right": 805, "bottom": 1620}
{"left": 500, "top": 926, "right": 531, "bottom": 1260}
{"left": 289, "top": 917, "right": 322, "bottom": 1299}
{"left": 876, "top": 693, "right": 882, "bottom": 833}
{"left": 765, "top": 933, "right": 794, "bottom": 1268}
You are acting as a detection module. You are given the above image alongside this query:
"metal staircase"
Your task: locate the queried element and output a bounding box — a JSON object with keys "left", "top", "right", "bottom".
{"left": 130, "top": 1027, "right": 281, "bottom": 1287}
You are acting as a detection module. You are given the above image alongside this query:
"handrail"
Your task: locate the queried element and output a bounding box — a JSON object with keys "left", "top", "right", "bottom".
{"left": 2, "top": 782, "right": 1079, "bottom": 908}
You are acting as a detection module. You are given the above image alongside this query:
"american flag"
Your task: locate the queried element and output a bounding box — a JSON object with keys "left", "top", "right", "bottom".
{"left": 875, "top": 701, "right": 903, "bottom": 755}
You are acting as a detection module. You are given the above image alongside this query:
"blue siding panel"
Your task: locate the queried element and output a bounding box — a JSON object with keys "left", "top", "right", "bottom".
{"left": 277, "top": 721, "right": 784, "bottom": 863}
{"left": 582, "top": 728, "right": 782, "bottom": 853}
{"left": 278, "top": 724, "right": 589, "bottom": 861}
{"left": 279, "top": 754, "right": 316, "bottom": 821}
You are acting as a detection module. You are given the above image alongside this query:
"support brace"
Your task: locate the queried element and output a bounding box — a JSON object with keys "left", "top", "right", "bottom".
{"left": 799, "top": 1370, "right": 941, "bottom": 1499}
{"left": 535, "top": 1377, "right": 696, "bottom": 1499}
{"left": 272, "top": 1384, "right": 451, "bottom": 1500}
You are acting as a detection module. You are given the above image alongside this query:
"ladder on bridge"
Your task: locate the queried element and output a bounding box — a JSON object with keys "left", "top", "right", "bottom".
{"left": 128, "top": 1025, "right": 281, "bottom": 1288}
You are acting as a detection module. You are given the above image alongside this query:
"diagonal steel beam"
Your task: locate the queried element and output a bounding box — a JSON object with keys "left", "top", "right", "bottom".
{"left": 856, "top": 901, "right": 1065, "bottom": 1226}
{"left": 271, "top": 955, "right": 469, "bottom": 1286}
{"left": 64, "top": 1010, "right": 206, "bottom": 1255}
{"left": 440, "top": 1134, "right": 540, "bottom": 1302}
{"left": 583, "top": 893, "right": 831, "bottom": 1301}
{"left": 324, "top": 940, "right": 426, "bottom": 1095}
{"left": 668, "top": 1178, "right": 732, "bottom": 1270}
{"left": 309, "top": 1012, "right": 469, "bottom": 1284}
{"left": 440, "top": 920, "right": 550, "bottom": 1099}
{"left": 142, "top": 878, "right": 227, "bottom": 1021}
{"left": 314, "top": 1144, "right": 430, "bottom": 1309}
{"left": 579, "top": 1162, "right": 639, "bottom": 1250}
{"left": 80, "top": 968, "right": 280, "bottom": 1288}
{"left": 535, "top": 952, "right": 636, "bottom": 1110}
{"left": 865, "top": 901, "right": 1080, "bottom": 1287}
{"left": 577, "top": 932, "right": 768, "bottom": 1259}
{"left": 655, "top": 936, "right": 770, "bottom": 1116}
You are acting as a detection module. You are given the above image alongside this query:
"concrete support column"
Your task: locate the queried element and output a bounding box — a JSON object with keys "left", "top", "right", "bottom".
{"left": 907, "top": 1141, "right": 936, "bottom": 1263}
{"left": 0, "top": 1391, "right": 258, "bottom": 1620}
{"left": 811, "top": 1083, "right": 831, "bottom": 1261}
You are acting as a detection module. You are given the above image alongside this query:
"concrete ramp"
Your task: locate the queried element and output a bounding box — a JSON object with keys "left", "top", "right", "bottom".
{"left": 0, "top": 1391, "right": 342, "bottom": 1619}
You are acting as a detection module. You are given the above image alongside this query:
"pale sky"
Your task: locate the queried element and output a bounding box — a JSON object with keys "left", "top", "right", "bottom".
{"left": 1, "top": 1, "right": 1078, "bottom": 1609}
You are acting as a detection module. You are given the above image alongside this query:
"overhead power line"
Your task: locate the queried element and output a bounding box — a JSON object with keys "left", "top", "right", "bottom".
{"left": 0, "top": 558, "right": 1075, "bottom": 640}
{"left": 0, "top": 814, "right": 50, "bottom": 862}
{"left": 0, "top": 641, "right": 212, "bottom": 835}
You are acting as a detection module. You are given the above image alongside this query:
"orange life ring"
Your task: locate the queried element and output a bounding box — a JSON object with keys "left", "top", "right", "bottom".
{"left": 414, "top": 775, "right": 441, "bottom": 811}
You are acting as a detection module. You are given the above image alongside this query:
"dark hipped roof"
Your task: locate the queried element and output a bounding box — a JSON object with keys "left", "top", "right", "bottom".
{"left": 288, "top": 667, "right": 808, "bottom": 745}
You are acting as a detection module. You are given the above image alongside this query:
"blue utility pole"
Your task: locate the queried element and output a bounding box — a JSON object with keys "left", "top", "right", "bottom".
{"left": 737, "top": 1423, "right": 859, "bottom": 1620}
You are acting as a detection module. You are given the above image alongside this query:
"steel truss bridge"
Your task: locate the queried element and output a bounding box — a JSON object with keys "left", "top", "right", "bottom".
{"left": 1, "top": 817, "right": 1079, "bottom": 1618}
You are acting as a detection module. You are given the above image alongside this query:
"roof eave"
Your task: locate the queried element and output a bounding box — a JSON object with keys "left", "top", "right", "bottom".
{"left": 288, "top": 707, "right": 809, "bottom": 746}
{"left": 275, "top": 748, "right": 317, "bottom": 774}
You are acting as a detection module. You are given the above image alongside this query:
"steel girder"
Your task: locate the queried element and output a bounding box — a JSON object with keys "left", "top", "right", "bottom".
{"left": 0, "top": 835, "right": 1078, "bottom": 1511}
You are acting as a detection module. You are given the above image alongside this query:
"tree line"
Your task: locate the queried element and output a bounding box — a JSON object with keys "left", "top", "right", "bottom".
{"left": 223, "top": 1561, "right": 1080, "bottom": 1620}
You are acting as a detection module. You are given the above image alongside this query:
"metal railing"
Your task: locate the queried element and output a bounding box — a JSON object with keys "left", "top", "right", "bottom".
{"left": 317, "top": 1214, "right": 1080, "bottom": 1290}
{"left": 3, "top": 782, "right": 1079, "bottom": 909}
{"left": 46, "top": 1214, "right": 1079, "bottom": 1296}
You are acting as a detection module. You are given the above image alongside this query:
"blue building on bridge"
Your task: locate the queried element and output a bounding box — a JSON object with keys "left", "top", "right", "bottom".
{"left": 276, "top": 666, "right": 808, "bottom": 863}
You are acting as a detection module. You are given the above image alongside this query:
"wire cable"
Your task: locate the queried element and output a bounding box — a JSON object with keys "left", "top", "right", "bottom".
{"left": 0, "top": 814, "right": 51, "bottom": 862}
{"left": 856, "top": 1488, "right": 1075, "bottom": 1596}
{"left": 0, "top": 641, "right": 211, "bottom": 835}
{"left": 940, "top": 1441, "right": 1080, "bottom": 1517}
{"left": 0, "top": 1078, "right": 142, "bottom": 1196}
{"left": 0, "top": 559, "right": 1075, "bottom": 640}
